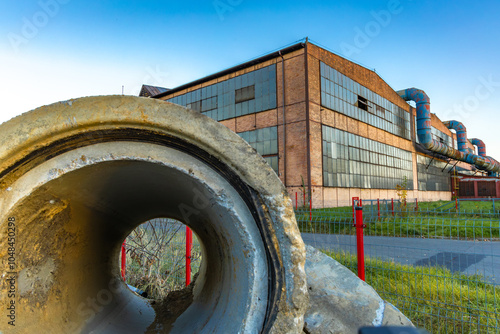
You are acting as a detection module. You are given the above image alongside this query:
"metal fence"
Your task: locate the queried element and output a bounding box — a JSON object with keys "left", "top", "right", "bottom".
{"left": 296, "top": 198, "right": 500, "bottom": 334}
{"left": 120, "top": 201, "right": 499, "bottom": 332}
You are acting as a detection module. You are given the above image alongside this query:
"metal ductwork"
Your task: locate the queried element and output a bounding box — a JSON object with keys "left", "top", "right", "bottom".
{"left": 470, "top": 138, "right": 487, "bottom": 157}
{"left": 397, "top": 88, "right": 500, "bottom": 174}
{"left": 443, "top": 120, "right": 468, "bottom": 152}
{"left": 470, "top": 138, "right": 500, "bottom": 176}
{"left": 443, "top": 120, "right": 479, "bottom": 165}
{"left": 443, "top": 121, "right": 500, "bottom": 175}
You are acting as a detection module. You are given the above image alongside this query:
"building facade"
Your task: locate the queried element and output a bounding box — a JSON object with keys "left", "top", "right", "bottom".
{"left": 141, "top": 41, "right": 497, "bottom": 207}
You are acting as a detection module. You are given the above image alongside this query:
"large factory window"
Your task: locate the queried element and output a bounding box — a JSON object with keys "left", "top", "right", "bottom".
{"left": 320, "top": 61, "right": 411, "bottom": 140}
{"left": 201, "top": 96, "right": 218, "bottom": 113}
{"left": 414, "top": 116, "right": 456, "bottom": 148}
{"left": 238, "top": 126, "right": 278, "bottom": 175}
{"left": 167, "top": 64, "right": 276, "bottom": 122}
{"left": 322, "top": 125, "right": 413, "bottom": 189}
{"left": 235, "top": 85, "right": 255, "bottom": 103}
{"left": 357, "top": 96, "right": 368, "bottom": 111}
{"left": 416, "top": 155, "right": 451, "bottom": 191}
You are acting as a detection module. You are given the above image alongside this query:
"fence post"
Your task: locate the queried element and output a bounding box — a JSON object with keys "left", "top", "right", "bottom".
{"left": 391, "top": 198, "right": 394, "bottom": 216}
{"left": 121, "top": 241, "right": 126, "bottom": 281}
{"left": 455, "top": 198, "right": 458, "bottom": 211}
{"left": 309, "top": 197, "right": 312, "bottom": 222}
{"left": 354, "top": 200, "right": 365, "bottom": 281}
{"left": 377, "top": 198, "right": 380, "bottom": 220}
{"left": 352, "top": 197, "right": 359, "bottom": 222}
{"left": 415, "top": 198, "right": 418, "bottom": 211}
{"left": 186, "top": 226, "right": 193, "bottom": 286}
{"left": 295, "top": 192, "right": 298, "bottom": 210}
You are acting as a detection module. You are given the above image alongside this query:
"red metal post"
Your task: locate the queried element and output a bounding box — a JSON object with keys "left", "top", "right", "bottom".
{"left": 455, "top": 198, "right": 458, "bottom": 211}
{"left": 352, "top": 197, "right": 359, "bottom": 222}
{"left": 354, "top": 200, "right": 365, "bottom": 281}
{"left": 415, "top": 198, "right": 418, "bottom": 211}
{"left": 185, "top": 226, "right": 193, "bottom": 286}
{"left": 303, "top": 191, "right": 306, "bottom": 208}
{"left": 121, "top": 241, "right": 126, "bottom": 281}
{"left": 309, "top": 198, "right": 312, "bottom": 222}
{"left": 391, "top": 198, "right": 394, "bottom": 216}
{"left": 377, "top": 198, "right": 380, "bottom": 220}
{"left": 295, "top": 192, "right": 298, "bottom": 210}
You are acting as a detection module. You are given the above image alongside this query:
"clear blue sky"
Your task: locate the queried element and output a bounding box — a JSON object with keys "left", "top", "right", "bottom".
{"left": 1, "top": 0, "right": 499, "bottom": 158}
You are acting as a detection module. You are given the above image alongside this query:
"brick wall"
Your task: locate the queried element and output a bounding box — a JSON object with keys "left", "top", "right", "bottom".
{"left": 306, "top": 43, "right": 420, "bottom": 207}
{"left": 155, "top": 42, "right": 463, "bottom": 208}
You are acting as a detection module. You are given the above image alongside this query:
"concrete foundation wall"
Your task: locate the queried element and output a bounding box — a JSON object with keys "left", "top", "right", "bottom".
{"left": 287, "top": 186, "right": 452, "bottom": 208}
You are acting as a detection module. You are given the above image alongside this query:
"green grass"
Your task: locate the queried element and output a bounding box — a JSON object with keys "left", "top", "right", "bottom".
{"left": 323, "top": 250, "right": 500, "bottom": 334}
{"left": 123, "top": 219, "right": 202, "bottom": 299}
{"left": 419, "top": 200, "right": 500, "bottom": 213}
{"left": 296, "top": 200, "right": 500, "bottom": 239}
{"left": 364, "top": 216, "right": 499, "bottom": 239}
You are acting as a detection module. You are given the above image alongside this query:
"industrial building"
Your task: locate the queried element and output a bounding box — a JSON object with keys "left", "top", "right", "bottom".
{"left": 140, "top": 40, "right": 500, "bottom": 207}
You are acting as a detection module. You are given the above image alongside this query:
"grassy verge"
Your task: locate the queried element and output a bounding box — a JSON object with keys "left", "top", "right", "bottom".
{"left": 296, "top": 200, "right": 500, "bottom": 239}
{"left": 365, "top": 217, "right": 499, "bottom": 239}
{"left": 323, "top": 250, "right": 500, "bottom": 334}
{"left": 419, "top": 200, "right": 500, "bottom": 213}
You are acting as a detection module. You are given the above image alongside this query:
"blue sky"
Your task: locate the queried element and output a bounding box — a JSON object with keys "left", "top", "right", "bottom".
{"left": 1, "top": 0, "right": 499, "bottom": 158}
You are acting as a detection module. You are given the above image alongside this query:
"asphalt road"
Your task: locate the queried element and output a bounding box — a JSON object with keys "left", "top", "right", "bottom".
{"left": 302, "top": 233, "right": 500, "bottom": 285}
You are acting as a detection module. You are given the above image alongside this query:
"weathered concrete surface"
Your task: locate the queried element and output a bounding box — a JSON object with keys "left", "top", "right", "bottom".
{"left": 303, "top": 245, "right": 413, "bottom": 334}
{"left": 0, "top": 96, "right": 308, "bottom": 333}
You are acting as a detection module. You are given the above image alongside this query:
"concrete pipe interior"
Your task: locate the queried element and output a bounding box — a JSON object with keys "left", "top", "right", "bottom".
{"left": 0, "top": 96, "right": 308, "bottom": 334}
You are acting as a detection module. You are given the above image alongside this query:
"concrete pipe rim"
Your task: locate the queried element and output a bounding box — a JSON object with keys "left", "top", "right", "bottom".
{"left": 0, "top": 96, "right": 308, "bottom": 334}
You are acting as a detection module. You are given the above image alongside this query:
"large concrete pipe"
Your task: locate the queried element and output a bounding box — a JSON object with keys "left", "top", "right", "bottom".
{"left": 0, "top": 96, "right": 308, "bottom": 333}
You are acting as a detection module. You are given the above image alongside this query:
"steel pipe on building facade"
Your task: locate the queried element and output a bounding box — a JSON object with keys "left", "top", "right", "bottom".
{"left": 397, "top": 88, "right": 500, "bottom": 175}
{"left": 279, "top": 51, "right": 287, "bottom": 186}
{"left": 470, "top": 138, "right": 487, "bottom": 157}
{"left": 443, "top": 120, "right": 468, "bottom": 153}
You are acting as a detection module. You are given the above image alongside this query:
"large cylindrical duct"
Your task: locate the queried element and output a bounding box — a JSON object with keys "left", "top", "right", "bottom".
{"left": 0, "top": 96, "right": 308, "bottom": 334}
{"left": 443, "top": 120, "right": 481, "bottom": 165}
{"left": 443, "top": 120, "right": 468, "bottom": 153}
{"left": 470, "top": 138, "right": 487, "bottom": 157}
{"left": 397, "top": 88, "right": 500, "bottom": 173}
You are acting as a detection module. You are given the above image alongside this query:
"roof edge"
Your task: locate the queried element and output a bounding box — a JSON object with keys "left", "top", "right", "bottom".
{"left": 153, "top": 42, "right": 306, "bottom": 99}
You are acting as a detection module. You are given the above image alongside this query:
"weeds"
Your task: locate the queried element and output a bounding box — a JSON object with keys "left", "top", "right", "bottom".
{"left": 123, "top": 218, "right": 201, "bottom": 300}
{"left": 395, "top": 176, "right": 409, "bottom": 214}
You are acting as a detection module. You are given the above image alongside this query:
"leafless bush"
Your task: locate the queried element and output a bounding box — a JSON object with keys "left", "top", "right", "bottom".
{"left": 122, "top": 218, "right": 202, "bottom": 300}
